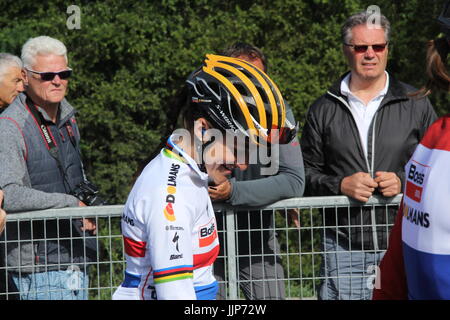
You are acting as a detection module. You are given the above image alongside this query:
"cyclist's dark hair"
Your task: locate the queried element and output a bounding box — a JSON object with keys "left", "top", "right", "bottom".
{"left": 180, "top": 87, "right": 207, "bottom": 133}
{"left": 133, "top": 85, "right": 190, "bottom": 180}
{"left": 132, "top": 85, "right": 208, "bottom": 181}
{"left": 412, "top": 37, "right": 450, "bottom": 97}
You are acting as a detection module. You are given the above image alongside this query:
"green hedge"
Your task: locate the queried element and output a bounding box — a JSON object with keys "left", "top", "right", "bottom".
{"left": 0, "top": 0, "right": 448, "bottom": 203}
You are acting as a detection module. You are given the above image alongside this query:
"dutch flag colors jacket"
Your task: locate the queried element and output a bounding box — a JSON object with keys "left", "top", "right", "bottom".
{"left": 374, "top": 115, "right": 450, "bottom": 300}
{"left": 113, "top": 136, "right": 219, "bottom": 300}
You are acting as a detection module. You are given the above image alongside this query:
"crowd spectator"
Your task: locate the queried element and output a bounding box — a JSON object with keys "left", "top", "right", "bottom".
{"left": 0, "top": 36, "right": 97, "bottom": 300}
{"left": 300, "top": 10, "right": 437, "bottom": 299}
{"left": 0, "top": 53, "right": 24, "bottom": 113}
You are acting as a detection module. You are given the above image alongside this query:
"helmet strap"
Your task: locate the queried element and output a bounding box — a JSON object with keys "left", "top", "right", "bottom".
{"left": 194, "top": 135, "right": 216, "bottom": 173}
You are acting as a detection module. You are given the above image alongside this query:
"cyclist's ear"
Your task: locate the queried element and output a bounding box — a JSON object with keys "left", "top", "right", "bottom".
{"left": 193, "top": 117, "right": 210, "bottom": 141}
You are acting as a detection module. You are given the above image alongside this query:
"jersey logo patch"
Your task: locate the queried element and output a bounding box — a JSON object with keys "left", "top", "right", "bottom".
{"left": 405, "top": 161, "right": 430, "bottom": 203}
{"left": 198, "top": 220, "right": 217, "bottom": 248}
{"left": 164, "top": 203, "right": 176, "bottom": 222}
{"left": 172, "top": 232, "right": 180, "bottom": 252}
{"left": 164, "top": 163, "right": 180, "bottom": 221}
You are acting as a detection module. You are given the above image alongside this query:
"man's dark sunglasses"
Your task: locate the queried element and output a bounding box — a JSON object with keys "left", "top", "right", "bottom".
{"left": 344, "top": 42, "right": 389, "bottom": 53}
{"left": 26, "top": 68, "right": 72, "bottom": 81}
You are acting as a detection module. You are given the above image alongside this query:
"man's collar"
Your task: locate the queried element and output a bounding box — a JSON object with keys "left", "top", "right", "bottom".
{"left": 24, "top": 93, "right": 59, "bottom": 123}
{"left": 328, "top": 71, "right": 409, "bottom": 101}
{"left": 21, "top": 92, "right": 76, "bottom": 126}
{"left": 35, "top": 104, "right": 61, "bottom": 123}
{"left": 340, "top": 71, "right": 390, "bottom": 99}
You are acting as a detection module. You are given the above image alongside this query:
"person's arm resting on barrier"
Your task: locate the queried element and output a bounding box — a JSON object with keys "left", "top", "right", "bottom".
{"left": 0, "top": 119, "right": 79, "bottom": 212}
{"left": 209, "top": 107, "right": 305, "bottom": 207}
{"left": 227, "top": 141, "right": 304, "bottom": 207}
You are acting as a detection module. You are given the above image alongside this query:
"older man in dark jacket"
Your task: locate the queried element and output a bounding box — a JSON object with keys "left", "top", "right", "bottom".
{"left": 301, "top": 11, "right": 437, "bottom": 300}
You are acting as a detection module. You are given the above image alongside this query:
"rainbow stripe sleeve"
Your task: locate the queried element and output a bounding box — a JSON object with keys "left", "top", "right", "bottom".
{"left": 153, "top": 265, "right": 194, "bottom": 284}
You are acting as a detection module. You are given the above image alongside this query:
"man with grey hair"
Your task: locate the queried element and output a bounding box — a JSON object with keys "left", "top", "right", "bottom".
{"left": 0, "top": 53, "right": 24, "bottom": 112}
{"left": 0, "top": 36, "right": 97, "bottom": 300}
{"left": 300, "top": 10, "right": 437, "bottom": 299}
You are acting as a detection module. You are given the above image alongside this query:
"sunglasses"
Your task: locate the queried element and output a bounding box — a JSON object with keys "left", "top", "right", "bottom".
{"left": 26, "top": 68, "right": 72, "bottom": 81}
{"left": 344, "top": 42, "right": 388, "bottom": 53}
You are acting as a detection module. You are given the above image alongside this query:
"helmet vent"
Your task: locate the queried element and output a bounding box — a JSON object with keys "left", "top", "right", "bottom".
{"left": 234, "top": 83, "right": 248, "bottom": 96}
{"left": 256, "top": 86, "right": 269, "bottom": 103}
{"left": 205, "top": 82, "right": 220, "bottom": 96}
{"left": 215, "top": 69, "right": 233, "bottom": 79}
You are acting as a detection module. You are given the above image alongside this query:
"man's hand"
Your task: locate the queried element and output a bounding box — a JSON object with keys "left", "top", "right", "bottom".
{"left": 288, "top": 209, "right": 301, "bottom": 228}
{"left": 374, "top": 171, "right": 401, "bottom": 197}
{"left": 0, "top": 191, "right": 6, "bottom": 234}
{"left": 81, "top": 218, "right": 97, "bottom": 235}
{"left": 78, "top": 201, "right": 96, "bottom": 235}
{"left": 278, "top": 209, "right": 301, "bottom": 228}
{"left": 340, "top": 172, "right": 378, "bottom": 203}
{"left": 208, "top": 179, "right": 232, "bottom": 202}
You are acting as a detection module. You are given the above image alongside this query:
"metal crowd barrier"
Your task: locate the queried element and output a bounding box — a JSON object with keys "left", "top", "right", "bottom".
{"left": 0, "top": 195, "right": 402, "bottom": 300}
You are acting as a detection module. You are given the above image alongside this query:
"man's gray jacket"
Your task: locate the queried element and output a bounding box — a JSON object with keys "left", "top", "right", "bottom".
{"left": 0, "top": 93, "right": 96, "bottom": 272}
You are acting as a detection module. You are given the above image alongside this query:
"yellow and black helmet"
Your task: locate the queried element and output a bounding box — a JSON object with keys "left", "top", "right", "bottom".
{"left": 186, "top": 54, "right": 296, "bottom": 145}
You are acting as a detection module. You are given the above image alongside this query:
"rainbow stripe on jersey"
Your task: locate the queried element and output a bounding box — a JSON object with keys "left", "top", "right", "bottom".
{"left": 153, "top": 265, "right": 194, "bottom": 284}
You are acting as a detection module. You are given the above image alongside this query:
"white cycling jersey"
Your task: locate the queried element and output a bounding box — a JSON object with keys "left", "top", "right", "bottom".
{"left": 112, "top": 136, "right": 219, "bottom": 300}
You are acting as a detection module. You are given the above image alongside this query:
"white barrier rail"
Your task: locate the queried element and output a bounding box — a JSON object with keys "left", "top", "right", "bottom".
{"left": 0, "top": 194, "right": 402, "bottom": 300}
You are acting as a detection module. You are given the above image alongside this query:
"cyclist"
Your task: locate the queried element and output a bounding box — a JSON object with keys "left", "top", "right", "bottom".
{"left": 113, "top": 54, "right": 296, "bottom": 300}
{"left": 373, "top": 1, "right": 450, "bottom": 300}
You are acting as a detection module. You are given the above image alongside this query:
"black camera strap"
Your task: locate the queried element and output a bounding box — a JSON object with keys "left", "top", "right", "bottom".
{"left": 25, "top": 96, "right": 74, "bottom": 193}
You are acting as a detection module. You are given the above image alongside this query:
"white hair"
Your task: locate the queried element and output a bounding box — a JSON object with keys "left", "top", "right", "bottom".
{"left": 21, "top": 36, "right": 68, "bottom": 69}
{"left": 0, "top": 53, "right": 22, "bottom": 82}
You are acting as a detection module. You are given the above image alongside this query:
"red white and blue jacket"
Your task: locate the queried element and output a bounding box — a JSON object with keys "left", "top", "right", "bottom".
{"left": 374, "top": 115, "right": 450, "bottom": 300}
{"left": 113, "top": 136, "right": 219, "bottom": 300}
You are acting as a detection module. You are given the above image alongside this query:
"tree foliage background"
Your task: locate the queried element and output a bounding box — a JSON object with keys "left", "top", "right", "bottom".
{"left": 0, "top": 0, "right": 448, "bottom": 204}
